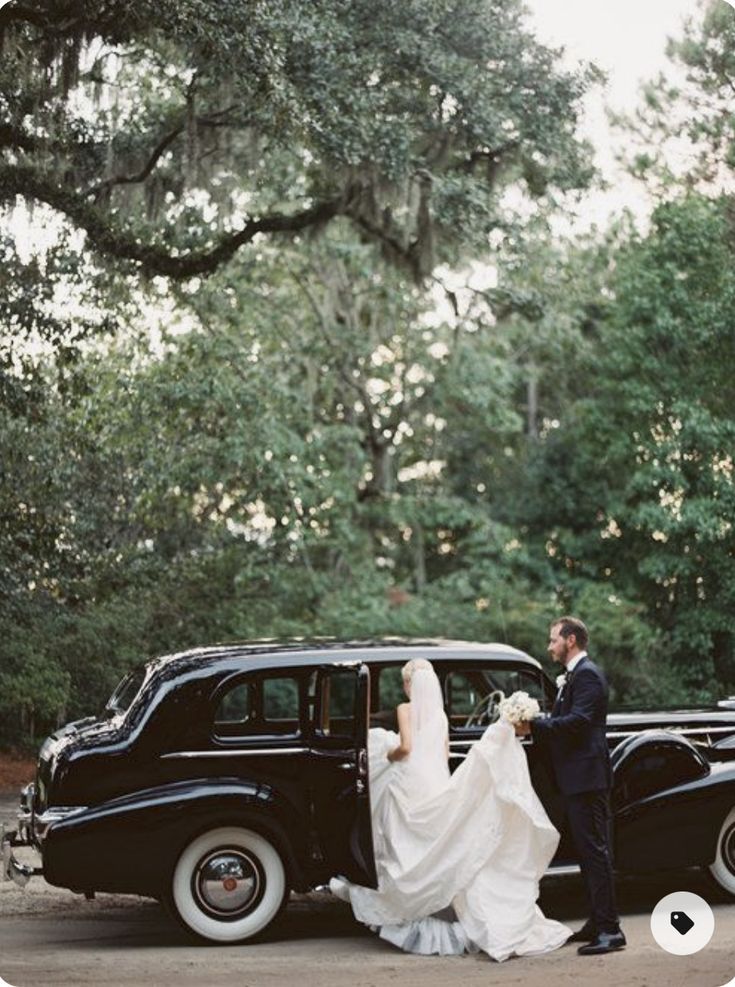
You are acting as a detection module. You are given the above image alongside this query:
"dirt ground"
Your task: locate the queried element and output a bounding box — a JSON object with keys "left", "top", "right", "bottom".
{"left": 1, "top": 880, "right": 733, "bottom": 987}
{"left": 0, "top": 753, "right": 35, "bottom": 792}
{"left": 2, "top": 788, "right": 734, "bottom": 987}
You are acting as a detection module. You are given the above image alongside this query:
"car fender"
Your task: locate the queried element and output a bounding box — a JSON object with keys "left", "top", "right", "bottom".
{"left": 611, "top": 731, "right": 735, "bottom": 872}
{"left": 42, "top": 777, "right": 306, "bottom": 896}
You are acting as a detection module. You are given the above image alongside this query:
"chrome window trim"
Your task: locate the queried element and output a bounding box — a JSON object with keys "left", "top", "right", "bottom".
{"left": 161, "top": 747, "right": 310, "bottom": 759}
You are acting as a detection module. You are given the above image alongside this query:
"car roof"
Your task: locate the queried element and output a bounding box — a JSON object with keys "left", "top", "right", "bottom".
{"left": 144, "top": 637, "right": 543, "bottom": 675}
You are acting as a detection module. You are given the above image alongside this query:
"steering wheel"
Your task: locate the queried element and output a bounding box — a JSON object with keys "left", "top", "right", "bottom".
{"left": 464, "top": 689, "right": 505, "bottom": 728}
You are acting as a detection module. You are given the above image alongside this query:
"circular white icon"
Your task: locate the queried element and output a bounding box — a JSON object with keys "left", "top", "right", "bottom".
{"left": 650, "top": 891, "right": 715, "bottom": 955}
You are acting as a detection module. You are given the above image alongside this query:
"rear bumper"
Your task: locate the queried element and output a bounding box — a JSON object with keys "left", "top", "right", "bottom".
{"left": 1, "top": 822, "right": 42, "bottom": 887}
{"left": 2, "top": 782, "right": 44, "bottom": 887}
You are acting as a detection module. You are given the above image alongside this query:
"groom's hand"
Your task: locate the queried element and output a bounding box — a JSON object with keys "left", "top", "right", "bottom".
{"left": 514, "top": 721, "right": 531, "bottom": 737}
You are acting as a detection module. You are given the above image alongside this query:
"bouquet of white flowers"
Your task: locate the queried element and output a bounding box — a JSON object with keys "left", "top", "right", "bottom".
{"left": 498, "top": 690, "right": 540, "bottom": 726}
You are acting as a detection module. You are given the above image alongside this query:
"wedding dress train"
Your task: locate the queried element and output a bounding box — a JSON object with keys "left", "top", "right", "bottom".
{"left": 331, "top": 711, "right": 571, "bottom": 960}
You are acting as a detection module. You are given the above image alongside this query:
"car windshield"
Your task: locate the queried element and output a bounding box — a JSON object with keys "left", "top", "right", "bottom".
{"left": 105, "top": 668, "right": 146, "bottom": 716}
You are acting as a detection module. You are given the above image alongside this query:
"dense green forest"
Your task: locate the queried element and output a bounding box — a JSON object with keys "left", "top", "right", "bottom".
{"left": 2, "top": 0, "right": 734, "bottom": 745}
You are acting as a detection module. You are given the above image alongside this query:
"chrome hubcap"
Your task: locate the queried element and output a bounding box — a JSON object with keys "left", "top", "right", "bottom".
{"left": 194, "top": 849, "right": 261, "bottom": 916}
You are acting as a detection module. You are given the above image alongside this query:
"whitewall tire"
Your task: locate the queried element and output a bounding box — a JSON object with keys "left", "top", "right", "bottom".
{"left": 171, "top": 826, "right": 287, "bottom": 942}
{"left": 709, "top": 807, "right": 735, "bottom": 896}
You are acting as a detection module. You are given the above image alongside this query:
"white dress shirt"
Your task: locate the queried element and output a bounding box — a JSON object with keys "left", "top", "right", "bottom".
{"left": 565, "top": 651, "right": 587, "bottom": 675}
{"left": 556, "top": 651, "right": 587, "bottom": 692}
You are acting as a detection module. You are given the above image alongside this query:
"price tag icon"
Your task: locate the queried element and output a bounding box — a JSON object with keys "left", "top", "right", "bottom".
{"left": 651, "top": 892, "right": 713, "bottom": 954}
{"left": 670, "top": 911, "right": 695, "bottom": 936}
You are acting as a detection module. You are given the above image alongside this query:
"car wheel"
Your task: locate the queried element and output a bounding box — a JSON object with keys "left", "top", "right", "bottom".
{"left": 709, "top": 807, "right": 735, "bottom": 896}
{"left": 170, "top": 826, "right": 287, "bottom": 942}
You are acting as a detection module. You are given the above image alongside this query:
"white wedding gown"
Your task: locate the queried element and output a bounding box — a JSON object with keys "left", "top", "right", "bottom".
{"left": 331, "top": 714, "right": 571, "bottom": 961}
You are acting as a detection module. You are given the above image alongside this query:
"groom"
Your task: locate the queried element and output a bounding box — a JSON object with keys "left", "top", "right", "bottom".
{"left": 515, "top": 616, "right": 625, "bottom": 955}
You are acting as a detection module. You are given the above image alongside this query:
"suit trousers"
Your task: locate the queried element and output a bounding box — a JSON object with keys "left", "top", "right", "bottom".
{"left": 565, "top": 789, "right": 619, "bottom": 934}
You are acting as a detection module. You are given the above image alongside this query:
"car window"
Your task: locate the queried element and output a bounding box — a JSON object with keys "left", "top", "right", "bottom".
{"left": 263, "top": 677, "right": 299, "bottom": 719}
{"left": 316, "top": 668, "right": 358, "bottom": 738}
{"left": 366, "top": 664, "right": 406, "bottom": 730}
{"left": 378, "top": 665, "right": 405, "bottom": 710}
{"left": 327, "top": 670, "right": 357, "bottom": 719}
{"left": 216, "top": 682, "right": 253, "bottom": 723}
{"left": 214, "top": 674, "right": 301, "bottom": 738}
{"left": 106, "top": 668, "right": 146, "bottom": 715}
{"left": 446, "top": 667, "right": 546, "bottom": 730}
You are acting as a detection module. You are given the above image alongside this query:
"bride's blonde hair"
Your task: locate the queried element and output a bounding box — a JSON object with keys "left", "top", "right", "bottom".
{"left": 401, "top": 658, "right": 433, "bottom": 682}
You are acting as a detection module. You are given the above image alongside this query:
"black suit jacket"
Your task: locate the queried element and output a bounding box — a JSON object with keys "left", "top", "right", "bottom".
{"left": 530, "top": 655, "right": 612, "bottom": 796}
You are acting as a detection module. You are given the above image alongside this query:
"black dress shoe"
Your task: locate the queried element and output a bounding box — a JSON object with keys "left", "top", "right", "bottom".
{"left": 577, "top": 931, "right": 626, "bottom": 955}
{"left": 566, "top": 925, "right": 598, "bottom": 943}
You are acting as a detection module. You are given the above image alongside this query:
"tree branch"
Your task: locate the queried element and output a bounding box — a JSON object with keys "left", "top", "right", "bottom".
{"left": 84, "top": 105, "right": 241, "bottom": 198}
{"left": 289, "top": 265, "right": 378, "bottom": 423}
{"left": 0, "top": 123, "right": 42, "bottom": 153}
{"left": 0, "top": 4, "right": 49, "bottom": 30}
{"left": 0, "top": 0, "right": 89, "bottom": 32}
{"left": 454, "top": 140, "right": 520, "bottom": 174}
{"left": 350, "top": 213, "right": 422, "bottom": 281}
{"left": 84, "top": 125, "right": 184, "bottom": 198}
{"left": 0, "top": 161, "right": 343, "bottom": 278}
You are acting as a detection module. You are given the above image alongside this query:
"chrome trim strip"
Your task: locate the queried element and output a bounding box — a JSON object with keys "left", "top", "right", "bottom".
{"left": 452, "top": 727, "right": 735, "bottom": 749}
{"left": 670, "top": 726, "right": 734, "bottom": 734}
{"left": 544, "top": 864, "right": 581, "bottom": 877}
{"left": 606, "top": 726, "right": 735, "bottom": 738}
{"left": 35, "top": 806, "right": 87, "bottom": 823}
{"left": 33, "top": 806, "right": 88, "bottom": 845}
{"left": 161, "top": 747, "right": 310, "bottom": 759}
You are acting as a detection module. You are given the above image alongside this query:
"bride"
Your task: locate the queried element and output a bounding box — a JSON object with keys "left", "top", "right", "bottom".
{"left": 330, "top": 658, "right": 571, "bottom": 960}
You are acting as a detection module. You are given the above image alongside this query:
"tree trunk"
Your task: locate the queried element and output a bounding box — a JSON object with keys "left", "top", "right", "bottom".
{"left": 527, "top": 365, "right": 539, "bottom": 439}
{"left": 370, "top": 439, "right": 393, "bottom": 496}
{"left": 712, "top": 630, "right": 734, "bottom": 690}
{"left": 413, "top": 523, "right": 426, "bottom": 592}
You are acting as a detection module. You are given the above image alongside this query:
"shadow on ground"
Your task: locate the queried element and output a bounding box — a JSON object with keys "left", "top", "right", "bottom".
{"left": 50, "top": 868, "right": 730, "bottom": 953}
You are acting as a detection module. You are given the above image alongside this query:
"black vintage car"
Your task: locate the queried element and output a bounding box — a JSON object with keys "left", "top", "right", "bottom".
{"left": 3, "top": 639, "right": 735, "bottom": 944}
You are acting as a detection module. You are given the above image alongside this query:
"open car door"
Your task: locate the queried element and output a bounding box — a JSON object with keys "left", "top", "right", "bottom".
{"left": 309, "top": 662, "right": 377, "bottom": 887}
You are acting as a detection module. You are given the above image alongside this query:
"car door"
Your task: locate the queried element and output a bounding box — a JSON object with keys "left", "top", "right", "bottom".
{"left": 308, "top": 663, "right": 377, "bottom": 887}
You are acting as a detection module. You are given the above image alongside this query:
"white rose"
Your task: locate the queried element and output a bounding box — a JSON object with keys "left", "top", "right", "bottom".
{"left": 498, "top": 690, "right": 540, "bottom": 725}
